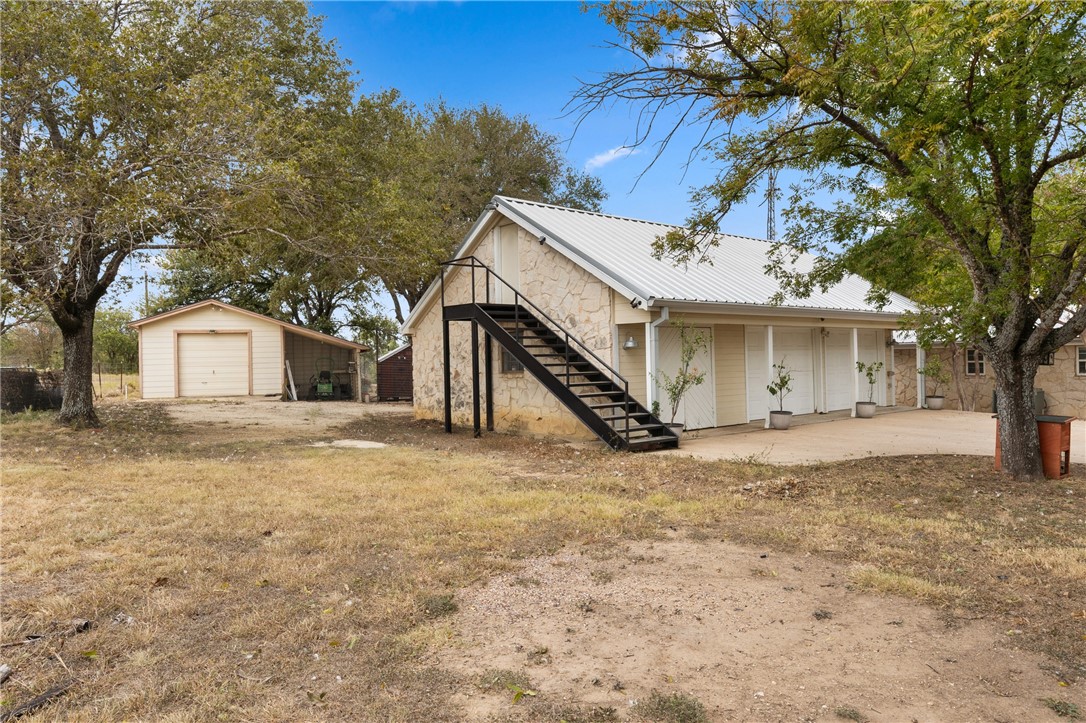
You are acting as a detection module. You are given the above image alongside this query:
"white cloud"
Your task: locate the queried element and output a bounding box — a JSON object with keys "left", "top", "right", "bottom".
{"left": 585, "top": 146, "right": 640, "bottom": 172}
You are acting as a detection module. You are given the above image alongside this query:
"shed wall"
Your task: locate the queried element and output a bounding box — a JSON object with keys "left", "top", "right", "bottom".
{"left": 139, "top": 306, "right": 282, "bottom": 398}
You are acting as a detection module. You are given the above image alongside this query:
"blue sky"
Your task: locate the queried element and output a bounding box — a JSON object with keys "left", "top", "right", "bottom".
{"left": 313, "top": 1, "right": 766, "bottom": 229}
{"left": 113, "top": 2, "right": 774, "bottom": 312}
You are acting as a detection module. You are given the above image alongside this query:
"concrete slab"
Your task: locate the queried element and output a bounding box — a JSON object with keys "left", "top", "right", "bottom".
{"left": 310, "top": 439, "right": 388, "bottom": 449}
{"left": 661, "top": 409, "right": 1086, "bottom": 466}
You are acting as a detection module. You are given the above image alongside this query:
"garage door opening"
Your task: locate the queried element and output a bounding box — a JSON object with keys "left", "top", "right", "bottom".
{"left": 177, "top": 332, "right": 250, "bottom": 397}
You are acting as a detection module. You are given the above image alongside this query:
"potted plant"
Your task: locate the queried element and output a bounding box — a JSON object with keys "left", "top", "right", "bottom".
{"left": 855, "top": 360, "right": 884, "bottom": 418}
{"left": 766, "top": 360, "right": 794, "bottom": 430}
{"left": 919, "top": 355, "right": 949, "bottom": 410}
{"left": 654, "top": 320, "right": 708, "bottom": 439}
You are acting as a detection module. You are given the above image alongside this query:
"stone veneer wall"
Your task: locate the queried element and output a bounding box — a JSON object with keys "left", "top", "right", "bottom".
{"left": 411, "top": 222, "right": 614, "bottom": 440}
{"left": 893, "top": 347, "right": 918, "bottom": 407}
{"left": 894, "top": 344, "right": 1085, "bottom": 417}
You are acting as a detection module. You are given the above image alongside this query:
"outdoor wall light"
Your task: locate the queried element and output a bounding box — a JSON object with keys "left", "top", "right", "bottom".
{"left": 623, "top": 336, "right": 639, "bottom": 350}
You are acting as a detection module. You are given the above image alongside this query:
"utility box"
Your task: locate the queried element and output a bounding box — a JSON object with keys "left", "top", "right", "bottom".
{"left": 995, "top": 415, "right": 1075, "bottom": 479}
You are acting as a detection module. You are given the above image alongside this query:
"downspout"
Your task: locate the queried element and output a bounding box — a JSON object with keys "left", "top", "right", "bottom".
{"left": 646, "top": 306, "right": 670, "bottom": 408}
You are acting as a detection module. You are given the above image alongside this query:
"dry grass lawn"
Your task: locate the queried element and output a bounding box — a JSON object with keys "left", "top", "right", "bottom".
{"left": 1, "top": 402, "right": 1084, "bottom": 721}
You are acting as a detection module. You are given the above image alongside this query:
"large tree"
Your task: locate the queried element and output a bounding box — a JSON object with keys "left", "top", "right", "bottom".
{"left": 1, "top": 1, "right": 351, "bottom": 425}
{"left": 578, "top": 1, "right": 1086, "bottom": 479}
{"left": 376, "top": 103, "right": 608, "bottom": 322}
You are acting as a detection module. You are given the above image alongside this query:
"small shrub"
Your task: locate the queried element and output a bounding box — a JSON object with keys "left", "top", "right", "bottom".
{"left": 834, "top": 706, "right": 869, "bottom": 722}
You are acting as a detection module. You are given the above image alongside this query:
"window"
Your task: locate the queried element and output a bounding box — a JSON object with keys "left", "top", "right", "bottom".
{"left": 501, "top": 330, "right": 525, "bottom": 373}
{"left": 1040, "top": 351, "right": 1055, "bottom": 366}
{"left": 965, "top": 348, "right": 985, "bottom": 376}
{"left": 1078, "top": 347, "right": 1086, "bottom": 376}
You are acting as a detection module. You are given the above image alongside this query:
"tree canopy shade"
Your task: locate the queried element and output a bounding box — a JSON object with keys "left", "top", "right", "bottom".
{"left": 577, "top": 1, "right": 1086, "bottom": 479}
{"left": 1, "top": 0, "right": 352, "bottom": 424}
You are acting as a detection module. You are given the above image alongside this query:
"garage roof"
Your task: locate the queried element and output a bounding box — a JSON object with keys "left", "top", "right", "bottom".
{"left": 494, "top": 196, "right": 915, "bottom": 315}
{"left": 129, "top": 300, "right": 369, "bottom": 351}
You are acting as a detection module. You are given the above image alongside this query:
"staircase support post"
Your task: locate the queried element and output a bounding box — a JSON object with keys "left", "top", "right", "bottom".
{"left": 485, "top": 333, "right": 494, "bottom": 431}
{"left": 471, "top": 319, "right": 481, "bottom": 437}
{"left": 443, "top": 318, "right": 452, "bottom": 433}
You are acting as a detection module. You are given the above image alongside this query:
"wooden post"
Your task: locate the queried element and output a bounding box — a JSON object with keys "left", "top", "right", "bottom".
{"left": 764, "top": 325, "right": 774, "bottom": 429}
{"left": 851, "top": 328, "right": 860, "bottom": 417}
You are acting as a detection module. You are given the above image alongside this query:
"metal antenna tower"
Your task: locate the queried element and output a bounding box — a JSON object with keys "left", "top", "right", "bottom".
{"left": 766, "top": 167, "right": 778, "bottom": 241}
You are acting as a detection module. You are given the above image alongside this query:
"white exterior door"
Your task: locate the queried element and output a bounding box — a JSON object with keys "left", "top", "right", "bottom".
{"left": 746, "top": 325, "right": 816, "bottom": 418}
{"left": 857, "top": 329, "right": 882, "bottom": 405}
{"left": 178, "top": 333, "right": 249, "bottom": 397}
{"left": 824, "top": 329, "right": 853, "bottom": 411}
{"left": 494, "top": 224, "right": 520, "bottom": 303}
{"left": 655, "top": 326, "right": 715, "bottom": 430}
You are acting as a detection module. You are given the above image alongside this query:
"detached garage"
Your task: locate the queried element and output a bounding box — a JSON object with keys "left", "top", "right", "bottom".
{"left": 130, "top": 300, "right": 369, "bottom": 400}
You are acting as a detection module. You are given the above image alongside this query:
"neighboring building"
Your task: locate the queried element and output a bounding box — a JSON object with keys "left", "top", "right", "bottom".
{"left": 401, "top": 197, "right": 916, "bottom": 445}
{"left": 893, "top": 336, "right": 1086, "bottom": 417}
{"left": 377, "top": 343, "right": 413, "bottom": 401}
{"left": 130, "top": 300, "right": 368, "bottom": 400}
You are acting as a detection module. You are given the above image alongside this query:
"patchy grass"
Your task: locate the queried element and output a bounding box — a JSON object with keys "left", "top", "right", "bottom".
{"left": 1043, "top": 698, "right": 1082, "bottom": 719}
{"left": 638, "top": 689, "right": 708, "bottom": 723}
{"left": 2, "top": 403, "right": 1084, "bottom": 720}
{"left": 834, "top": 705, "right": 870, "bottom": 722}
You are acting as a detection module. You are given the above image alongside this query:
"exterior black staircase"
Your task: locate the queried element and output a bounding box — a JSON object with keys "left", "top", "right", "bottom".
{"left": 440, "top": 256, "right": 678, "bottom": 452}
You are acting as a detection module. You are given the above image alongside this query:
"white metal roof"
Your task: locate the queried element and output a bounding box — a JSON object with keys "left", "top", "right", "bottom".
{"left": 494, "top": 196, "right": 915, "bottom": 316}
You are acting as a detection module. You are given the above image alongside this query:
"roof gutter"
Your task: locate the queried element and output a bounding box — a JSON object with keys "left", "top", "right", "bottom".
{"left": 644, "top": 297, "right": 909, "bottom": 322}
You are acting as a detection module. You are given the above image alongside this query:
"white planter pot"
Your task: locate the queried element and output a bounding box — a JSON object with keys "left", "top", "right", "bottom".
{"left": 666, "top": 423, "right": 684, "bottom": 441}
{"left": 769, "top": 411, "right": 793, "bottom": 430}
{"left": 926, "top": 396, "right": 945, "bottom": 410}
{"left": 856, "top": 401, "right": 876, "bottom": 418}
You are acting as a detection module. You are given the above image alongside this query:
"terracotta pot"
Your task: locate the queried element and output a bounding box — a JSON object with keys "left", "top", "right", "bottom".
{"left": 926, "top": 396, "right": 945, "bottom": 410}
{"left": 856, "top": 401, "right": 876, "bottom": 418}
{"left": 769, "top": 411, "right": 793, "bottom": 430}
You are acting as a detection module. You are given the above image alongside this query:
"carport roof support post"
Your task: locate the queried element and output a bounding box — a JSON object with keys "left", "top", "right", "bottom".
{"left": 851, "top": 328, "right": 860, "bottom": 418}
{"left": 764, "top": 325, "right": 774, "bottom": 429}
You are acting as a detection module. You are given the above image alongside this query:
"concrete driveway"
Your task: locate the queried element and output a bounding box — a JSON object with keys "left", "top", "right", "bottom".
{"left": 662, "top": 409, "right": 1086, "bottom": 466}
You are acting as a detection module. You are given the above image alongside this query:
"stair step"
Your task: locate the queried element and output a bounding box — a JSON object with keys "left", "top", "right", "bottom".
{"left": 568, "top": 381, "right": 614, "bottom": 388}
{"left": 600, "top": 412, "right": 651, "bottom": 421}
{"left": 609, "top": 422, "right": 668, "bottom": 433}
{"left": 577, "top": 390, "right": 626, "bottom": 397}
{"left": 624, "top": 437, "right": 680, "bottom": 452}
{"left": 588, "top": 401, "right": 634, "bottom": 409}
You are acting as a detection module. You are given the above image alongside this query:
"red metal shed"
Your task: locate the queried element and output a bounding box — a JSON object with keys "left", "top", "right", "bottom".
{"left": 377, "top": 343, "right": 412, "bottom": 401}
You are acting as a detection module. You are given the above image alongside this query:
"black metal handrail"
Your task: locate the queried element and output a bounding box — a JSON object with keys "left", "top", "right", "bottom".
{"left": 440, "top": 255, "right": 633, "bottom": 445}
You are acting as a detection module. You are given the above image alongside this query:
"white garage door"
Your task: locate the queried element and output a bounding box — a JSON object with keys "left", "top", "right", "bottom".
{"left": 178, "top": 333, "right": 249, "bottom": 397}
{"left": 824, "top": 329, "right": 883, "bottom": 410}
{"left": 656, "top": 326, "right": 715, "bottom": 430}
{"left": 746, "top": 326, "right": 816, "bottom": 418}
{"left": 824, "top": 329, "right": 853, "bottom": 411}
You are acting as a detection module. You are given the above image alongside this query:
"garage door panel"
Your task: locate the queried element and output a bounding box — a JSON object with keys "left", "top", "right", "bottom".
{"left": 824, "top": 329, "right": 853, "bottom": 411}
{"left": 746, "top": 326, "right": 815, "bottom": 418}
{"left": 178, "top": 334, "right": 249, "bottom": 397}
{"left": 656, "top": 326, "right": 715, "bottom": 430}
{"left": 775, "top": 328, "right": 815, "bottom": 415}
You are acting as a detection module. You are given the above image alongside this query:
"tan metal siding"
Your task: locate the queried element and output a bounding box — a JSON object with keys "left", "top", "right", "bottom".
{"left": 617, "top": 324, "right": 648, "bottom": 404}
{"left": 713, "top": 324, "right": 747, "bottom": 426}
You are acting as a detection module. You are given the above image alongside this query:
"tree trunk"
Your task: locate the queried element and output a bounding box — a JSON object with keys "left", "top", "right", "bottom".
{"left": 56, "top": 307, "right": 100, "bottom": 427}
{"left": 992, "top": 352, "right": 1043, "bottom": 480}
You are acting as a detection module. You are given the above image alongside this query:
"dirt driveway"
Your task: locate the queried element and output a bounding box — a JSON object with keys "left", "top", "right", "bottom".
{"left": 140, "top": 397, "right": 1085, "bottom": 721}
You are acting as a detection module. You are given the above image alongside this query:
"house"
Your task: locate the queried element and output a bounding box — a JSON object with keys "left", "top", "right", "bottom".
{"left": 130, "top": 300, "right": 369, "bottom": 400}
{"left": 400, "top": 196, "right": 915, "bottom": 449}
{"left": 892, "top": 334, "right": 1086, "bottom": 417}
{"left": 377, "top": 342, "right": 413, "bottom": 401}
